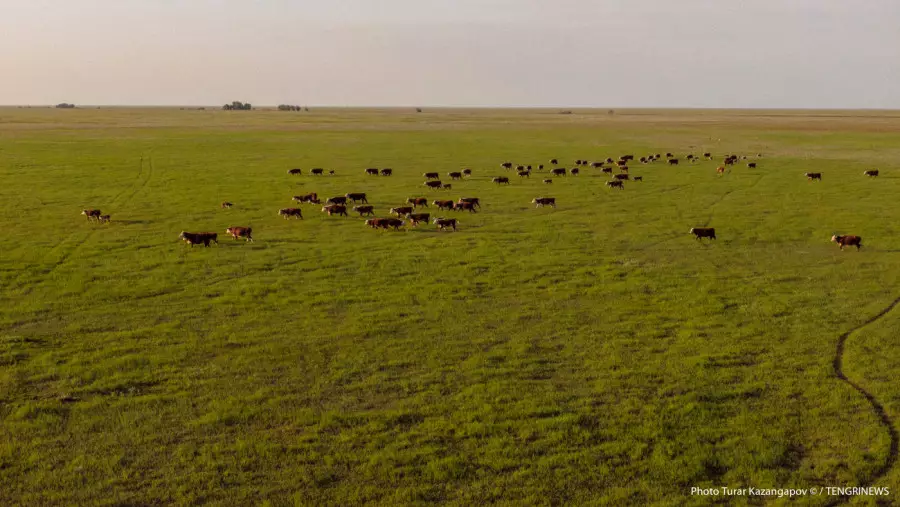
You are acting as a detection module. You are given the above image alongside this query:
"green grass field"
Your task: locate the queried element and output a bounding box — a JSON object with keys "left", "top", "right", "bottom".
{"left": 3, "top": 107, "right": 900, "bottom": 505}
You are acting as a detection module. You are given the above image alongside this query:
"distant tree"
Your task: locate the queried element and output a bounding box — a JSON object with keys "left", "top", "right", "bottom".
{"left": 416, "top": 107, "right": 422, "bottom": 113}
{"left": 55, "top": 103, "right": 75, "bottom": 109}
{"left": 223, "top": 101, "right": 252, "bottom": 111}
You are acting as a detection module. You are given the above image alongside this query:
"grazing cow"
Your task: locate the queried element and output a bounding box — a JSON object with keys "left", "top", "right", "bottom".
{"left": 501, "top": 162, "right": 513, "bottom": 169}
{"left": 865, "top": 170, "right": 879, "bottom": 177}
{"left": 605, "top": 158, "right": 614, "bottom": 164}
{"left": 453, "top": 202, "right": 477, "bottom": 213}
{"left": 518, "top": 170, "right": 530, "bottom": 178}
{"left": 329, "top": 170, "right": 335, "bottom": 175}
{"left": 616, "top": 160, "right": 627, "bottom": 167}
{"left": 544, "top": 179, "right": 552, "bottom": 184}
{"left": 666, "top": 152, "right": 673, "bottom": 158}
{"left": 433, "top": 200, "right": 455, "bottom": 211}
{"left": 703, "top": 152, "right": 712, "bottom": 159}
{"left": 448, "top": 172, "right": 462, "bottom": 180}
{"left": 805, "top": 172, "right": 822, "bottom": 181}
{"left": 716, "top": 166, "right": 726, "bottom": 175}
{"left": 493, "top": 177, "right": 510, "bottom": 185}
{"left": 407, "top": 197, "right": 429, "bottom": 208}
{"left": 322, "top": 204, "right": 348, "bottom": 216}
{"left": 326, "top": 196, "right": 348, "bottom": 205}
{"left": 619, "top": 166, "right": 629, "bottom": 173}
{"left": 633, "top": 176, "right": 643, "bottom": 182}
{"left": 690, "top": 227, "right": 716, "bottom": 241}
{"left": 462, "top": 169, "right": 472, "bottom": 177}
{"left": 606, "top": 180, "right": 624, "bottom": 189}
{"left": 614, "top": 173, "right": 630, "bottom": 180}
{"left": 82, "top": 209, "right": 102, "bottom": 221}
{"left": 668, "top": 158, "right": 679, "bottom": 166}
{"left": 686, "top": 154, "right": 695, "bottom": 160}
{"left": 639, "top": 157, "right": 647, "bottom": 164}
{"left": 226, "top": 227, "right": 253, "bottom": 242}
{"left": 381, "top": 168, "right": 393, "bottom": 176}
{"left": 390, "top": 206, "right": 415, "bottom": 217}
{"left": 527, "top": 165, "right": 533, "bottom": 170}
{"left": 293, "top": 193, "right": 320, "bottom": 204}
{"left": 406, "top": 213, "right": 430, "bottom": 226}
{"left": 550, "top": 159, "right": 559, "bottom": 165}
{"left": 532, "top": 197, "right": 556, "bottom": 208}
{"left": 425, "top": 180, "right": 443, "bottom": 189}
{"left": 552, "top": 168, "right": 567, "bottom": 176}
{"left": 441, "top": 184, "right": 452, "bottom": 190}
{"left": 345, "top": 193, "right": 368, "bottom": 204}
{"left": 221, "top": 201, "right": 233, "bottom": 209}
{"left": 311, "top": 168, "right": 324, "bottom": 175}
{"left": 366, "top": 168, "right": 379, "bottom": 175}
{"left": 179, "top": 231, "right": 217, "bottom": 247}
{"left": 622, "top": 155, "right": 635, "bottom": 161}
{"left": 458, "top": 197, "right": 481, "bottom": 208}
{"left": 602, "top": 167, "right": 613, "bottom": 174}
{"left": 366, "top": 218, "right": 404, "bottom": 231}
{"left": 424, "top": 172, "right": 440, "bottom": 179}
{"left": 353, "top": 205, "right": 375, "bottom": 216}
{"left": 831, "top": 234, "right": 862, "bottom": 250}
{"left": 288, "top": 169, "right": 302, "bottom": 175}
{"left": 433, "top": 217, "right": 458, "bottom": 231}
{"left": 98, "top": 215, "right": 111, "bottom": 224}
{"left": 516, "top": 165, "right": 525, "bottom": 172}
{"left": 747, "top": 162, "right": 757, "bottom": 168}
{"left": 592, "top": 162, "right": 604, "bottom": 168}
{"left": 279, "top": 208, "right": 303, "bottom": 219}
{"left": 571, "top": 168, "right": 580, "bottom": 176}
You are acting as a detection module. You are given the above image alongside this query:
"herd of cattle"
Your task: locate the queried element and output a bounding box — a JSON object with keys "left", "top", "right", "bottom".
{"left": 80, "top": 151, "right": 877, "bottom": 250}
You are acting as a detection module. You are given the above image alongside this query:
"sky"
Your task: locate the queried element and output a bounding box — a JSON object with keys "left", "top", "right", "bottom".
{"left": 2, "top": 0, "right": 899, "bottom": 108}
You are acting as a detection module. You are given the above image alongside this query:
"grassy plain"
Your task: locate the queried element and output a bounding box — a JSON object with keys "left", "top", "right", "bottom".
{"left": 3, "top": 107, "right": 900, "bottom": 505}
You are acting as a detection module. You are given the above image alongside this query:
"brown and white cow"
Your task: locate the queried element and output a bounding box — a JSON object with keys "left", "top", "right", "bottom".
{"left": 221, "top": 201, "right": 233, "bottom": 209}
{"left": 293, "top": 193, "right": 320, "bottom": 204}
{"left": 518, "top": 170, "right": 530, "bottom": 178}
{"left": 831, "top": 234, "right": 862, "bottom": 250}
{"left": 633, "top": 176, "right": 643, "bottom": 182}
{"left": 453, "top": 202, "right": 477, "bottom": 213}
{"left": 433, "top": 200, "right": 455, "bottom": 211}
{"left": 747, "top": 162, "right": 757, "bottom": 168}
{"left": 226, "top": 227, "right": 253, "bottom": 242}
{"left": 442, "top": 184, "right": 452, "bottom": 190}
{"left": 551, "top": 168, "right": 567, "bottom": 176}
{"left": 606, "top": 180, "right": 624, "bottom": 189}
{"left": 614, "top": 173, "right": 630, "bottom": 181}
{"left": 805, "top": 172, "right": 822, "bottom": 181}
{"left": 668, "top": 158, "right": 679, "bottom": 166}
{"left": 602, "top": 167, "right": 613, "bottom": 174}
{"left": 345, "top": 193, "right": 368, "bottom": 204}
{"left": 543, "top": 179, "right": 553, "bottom": 184}
{"left": 462, "top": 169, "right": 472, "bottom": 177}
{"left": 279, "top": 208, "right": 303, "bottom": 219}
{"left": 407, "top": 197, "right": 428, "bottom": 208}
{"left": 493, "top": 177, "right": 510, "bottom": 185}
{"left": 390, "top": 206, "right": 415, "bottom": 217}
{"left": 570, "top": 168, "right": 580, "bottom": 176}
{"left": 98, "top": 215, "right": 111, "bottom": 224}
{"left": 353, "top": 205, "right": 375, "bottom": 216}
{"left": 82, "top": 209, "right": 102, "bottom": 221}
{"left": 326, "top": 196, "right": 348, "bottom": 206}
{"left": 532, "top": 197, "right": 556, "bottom": 208}
{"left": 322, "top": 204, "right": 348, "bottom": 216}
{"left": 424, "top": 172, "right": 440, "bottom": 179}
{"left": 690, "top": 227, "right": 716, "bottom": 241}
{"left": 288, "top": 169, "right": 302, "bottom": 175}
{"left": 425, "top": 180, "right": 443, "bottom": 189}
{"left": 501, "top": 162, "right": 513, "bottom": 169}
{"left": 433, "top": 217, "right": 458, "bottom": 231}
{"left": 311, "top": 168, "right": 324, "bottom": 175}
{"left": 366, "top": 168, "right": 380, "bottom": 175}
{"left": 458, "top": 197, "right": 481, "bottom": 208}
{"left": 381, "top": 168, "right": 393, "bottom": 176}
{"left": 406, "top": 213, "right": 430, "bottom": 226}
{"left": 448, "top": 172, "right": 463, "bottom": 180}
{"left": 864, "top": 170, "right": 879, "bottom": 177}
{"left": 716, "top": 166, "right": 726, "bottom": 175}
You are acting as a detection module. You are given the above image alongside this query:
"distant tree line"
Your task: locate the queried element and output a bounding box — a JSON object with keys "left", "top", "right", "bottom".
{"left": 223, "top": 101, "right": 252, "bottom": 111}
{"left": 277, "top": 105, "right": 310, "bottom": 111}
{"left": 56, "top": 103, "right": 76, "bottom": 109}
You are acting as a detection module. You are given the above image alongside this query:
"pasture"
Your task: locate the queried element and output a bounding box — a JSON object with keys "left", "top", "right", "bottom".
{"left": 2, "top": 107, "right": 900, "bottom": 505}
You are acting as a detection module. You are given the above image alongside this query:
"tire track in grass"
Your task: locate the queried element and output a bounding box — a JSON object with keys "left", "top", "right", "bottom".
{"left": 10, "top": 153, "right": 153, "bottom": 297}
{"left": 828, "top": 296, "right": 900, "bottom": 505}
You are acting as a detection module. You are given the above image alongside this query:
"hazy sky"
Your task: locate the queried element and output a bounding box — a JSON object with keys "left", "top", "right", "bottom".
{"left": 3, "top": 0, "right": 899, "bottom": 107}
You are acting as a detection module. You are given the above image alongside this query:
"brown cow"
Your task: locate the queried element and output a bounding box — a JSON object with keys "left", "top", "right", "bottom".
{"left": 279, "top": 208, "right": 303, "bottom": 219}
{"left": 322, "top": 204, "right": 348, "bottom": 216}
{"left": 406, "top": 213, "right": 430, "bottom": 226}
{"left": 82, "top": 209, "right": 102, "bottom": 221}
{"left": 501, "top": 162, "right": 513, "bottom": 169}
{"left": 747, "top": 162, "right": 757, "bottom": 168}
{"left": 366, "top": 168, "right": 379, "bottom": 175}
{"left": 345, "top": 193, "right": 368, "bottom": 204}
{"left": 864, "top": 170, "right": 879, "bottom": 177}
{"left": 633, "top": 176, "right": 643, "bottom": 182}
{"left": 518, "top": 170, "right": 530, "bottom": 178}
{"left": 805, "top": 172, "right": 822, "bottom": 181}
{"left": 326, "top": 196, "right": 348, "bottom": 205}
{"left": 453, "top": 202, "right": 477, "bottom": 213}
{"left": 98, "top": 215, "right": 111, "bottom": 224}
{"left": 288, "top": 169, "right": 302, "bottom": 175}
{"left": 619, "top": 166, "right": 629, "bottom": 173}
{"left": 390, "top": 206, "right": 414, "bottom": 217}
{"left": 570, "top": 168, "right": 579, "bottom": 176}
{"left": 179, "top": 231, "right": 217, "bottom": 247}
{"left": 221, "top": 201, "right": 233, "bottom": 209}
{"left": 614, "top": 173, "right": 629, "bottom": 180}
{"left": 425, "top": 180, "right": 443, "bottom": 188}
{"left": 407, "top": 197, "right": 429, "bottom": 208}
{"left": 551, "top": 168, "right": 566, "bottom": 176}
{"left": 591, "top": 162, "right": 604, "bottom": 168}
{"left": 532, "top": 197, "right": 556, "bottom": 208}
{"left": 831, "top": 234, "right": 862, "bottom": 250}
{"left": 353, "top": 205, "right": 375, "bottom": 216}
{"left": 226, "top": 227, "right": 253, "bottom": 242}
{"left": 493, "top": 177, "right": 510, "bottom": 185}
{"left": 458, "top": 197, "right": 481, "bottom": 208}
{"left": 543, "top": 179, "right": 553, "bottom": 184}
{"left": 606, "top": 180, "right": 624, "bottom": 189}
{"left": 424, "top": 172, "right": 440, "bottom": 179}
{"left": 703, "top": 152, "right": 712, "bottom": 159}
{"left": 448, "top": 172, "right": 463, "bottom": 180}
{"left": 668, "top": 158, "right": 679, "bottom": 166}
{"left": 716, "top": 166, "right": 726, "bottom": 175}
{"left": 381, "top": 168, "right": 393, "bottom": 176}
{"left": 462, "top": 169, "right": 472, "bottom": 177}
{"left": 690, "top": 227, "right": 716, "bottom": 241}
{"left": 442, "top": 184, "right": 452, "bottom": 190}
{"left": 433, "top": 200, "right": 455, "bottom": 211}
{"left": 293, "top": 193, "right": 320, "bottom": 204}
{"left": 311, "top": 168, "right": 324, "bottom": 175}
{"left": 550, "top": 159, "right": 559, "bottom": 165}
{"left": 433, "top": 217, "right": 458, "bottom": 231}
{"left": 602, "top": 167, "right": 613, "bottom": 174}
